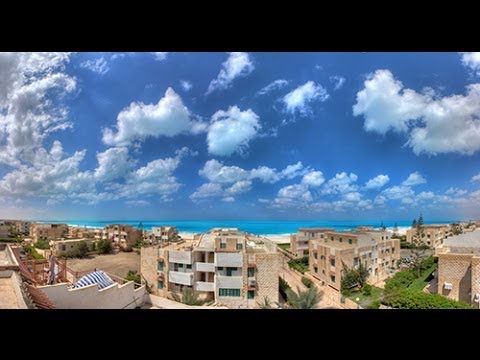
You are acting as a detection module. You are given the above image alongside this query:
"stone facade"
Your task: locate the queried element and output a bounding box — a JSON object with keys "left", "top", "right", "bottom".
{"left": 308, "top": 230, "right": 400, "bottom": 291}
{"left": 406, "top": 224, "right": 451, "bottom": 248}
{"left": 29, "top": 223, "right": 68, "bottom": 242}
{"left": 290, "top": 228, "right": 333, "bottom": 257}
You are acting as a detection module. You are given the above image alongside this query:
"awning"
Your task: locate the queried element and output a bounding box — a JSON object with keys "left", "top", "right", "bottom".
{"left": 72, "top": 270, "right": 115, "bottom": 290}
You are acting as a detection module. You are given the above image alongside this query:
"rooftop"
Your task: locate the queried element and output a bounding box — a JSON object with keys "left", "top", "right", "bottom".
{"left": 298, "top": 228, "right": 334, "bottom": 232}
{"left": 443, "top": 230, "right": 480, "bottom": 249}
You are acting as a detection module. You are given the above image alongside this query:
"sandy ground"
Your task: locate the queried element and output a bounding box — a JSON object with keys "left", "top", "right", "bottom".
{"left": 66, "top": 252, "right": 140, "bottom": 279}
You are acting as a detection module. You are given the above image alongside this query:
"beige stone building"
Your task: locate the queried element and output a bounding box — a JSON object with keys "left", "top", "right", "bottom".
{"left": 141, "top": 228, "right": 281, "bottom": 308}
{"left": 49, "top": 238, "right": 96, "bottom": 257}
{"left": 29, "top": 223, "right": 68, "bottom": 242}
{"left": 94, "top": 224, "right": 142, "bottom": 248}
{"left": 308, "top": 230, "right": 400, "bottom": 291}
{"left": 14, "top": 221, "right": 31, "bottom": 235}
{"left": 66, "top": 226, "right": 95, "bottom": 239}
{"left": 436, "top": 230, "right": 480, "bottom": 306}
{"left": 0, "top": 224, "right": 11, "bottom": 238}
{"left": 145, "top": 226, "right": 179, "bottom": 244}
{"left": 290, "top": 228, "right": 333, "bottom": 257}
{"left": 406, "top": 224, "right": 451, "bottom": 248}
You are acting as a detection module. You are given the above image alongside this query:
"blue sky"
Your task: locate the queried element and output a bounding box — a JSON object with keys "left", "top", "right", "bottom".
{"left": 1, "top": 52, "right": 480, "bottom": 221}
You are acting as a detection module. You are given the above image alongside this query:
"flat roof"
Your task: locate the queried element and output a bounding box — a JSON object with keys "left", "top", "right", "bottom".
{"left": 443, "top": 230, "right": 480, "bottom": 248}
{"left": 0, "top": 277, "right": 22, "bottom": 309}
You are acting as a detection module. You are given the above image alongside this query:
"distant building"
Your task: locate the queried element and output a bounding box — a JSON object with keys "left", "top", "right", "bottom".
{"left": 290, "top": 228, "right": 334, "bottom": 257}
{"left": 67, "top": 226, "right": 94, "bottom": 239}
{"left": 29, "top": 223, "right": 68, "bottom": 242}
{"left": 15, "top": 221, "right": 30, "bottom": 235}
{"left": 406, "top": 224, "right": 452, "bottom": 248}
{"left": 141, "top": 228, "right": 281, "bottom": 308}
{"left": 308, "top": 230, "right": 400, "bottom": 291}
{"left": 50, "top": 238, "right": 96, "bottom": 257}
{"left": 147, "top": 226, "right": 179, "bottom": 244}
{"left": 94, "top": 224, "right": 142, "bottom": 248}
{"left": 0, "top": 224, "right": 11, "bottom": 238}
{"left": 437, "top": 230, "right": 480, "bottom": 306}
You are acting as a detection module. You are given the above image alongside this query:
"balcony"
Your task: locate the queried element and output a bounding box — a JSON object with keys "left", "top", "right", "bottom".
{"left": 195, "top": 281, "right": 215, "bottom": 292}
{"left": 216, "top": 275, "right": 242, "bottom": 289}
{"left": 168, "top": 271, "right": 193, "bottom": 286}
{"left": 169, "top": 250, "right": 192, "bottom": 265}
{"left": 215, "top": 252, "right": 243, "bottom": 267}
{"left": 195, "top": 262, "right": 215, "bottom": 273}
{"left": 248, "top": 278, "right": 256, "bottom": 289}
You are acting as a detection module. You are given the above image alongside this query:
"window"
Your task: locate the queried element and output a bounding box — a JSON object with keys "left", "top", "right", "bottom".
{"left": 217, "top": 267, "right": 223, "bottom": 271}
{"left": 220, "top": 243, "right": 226, "bottom": 249}
{"left": 348, "top": 239, "right": 352, "bottom": 244}
{"left": 362, "top": 254, "right": 367, "bottom": 260}
{"left": 303, "top": 250, "right": 309, "bottom": 255}
{"left": 236, "top": 243, "right": 243, "bottom": 250}
{"left": 248, "top": 267, "right": 255, "bottom": 277}
{"left": 331, "top": 236, "right": 334, "bottom": 241}
{"left": 392, "top": 247, "right": 395, "bottom": 253}
{"left": 330, "top": 275, "right": 336, "bottom": 283}
{"left": 178, "top": 263, "right": 184, "bottom": 268}
{"left": 157, "top": 281, "right": 164, "bottom": 289}
{"left": 247, "top": 290, "right": 255, "bottom": 299}
{"left": 314, "top": 266, "right": 318, "bottom": 273}
{"left": 353, "top": 257, "right": 359, "bottom": 266}
{"left": 158, "top": 262, "right": 164, "bottom": 271}
{"left": 330, "top": 258, "right": 335, "bottom": 267}
{"left": 186, "top": 264, "right": 192, "bottom": 269}
{"left": 322, "top": 269, "right": 325, "bottom": 275}
{"left": 219, "top": 288, "right": 241, "bottom": 297}
{"left": 339, "top": 238, "right": 343, "bottom": 243}
{"left": 320, "top": 255, "right": 325, "bottom": 260}
{"left": 313, "top": 252, "right": 317, "bottom": 259}
{"left": 61, "top": 245, "right": 66, "bottom": 251}
{"left": 226, "top": 267, "right": 235, "bottom": 276}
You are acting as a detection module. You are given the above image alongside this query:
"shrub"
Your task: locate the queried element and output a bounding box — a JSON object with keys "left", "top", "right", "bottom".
{"left": 125, "top": 270, "right": 141, "bottom": 283}
{"left": 60, "top": 241, "right": 89, "bottom": 259}
{"left": 279, "top": 276, "right": 291, "bottom": 297}
{"left": 35, "top": 239, "right": 50, "bottom": 250}
{"left": 368, "top": 299, "right": 381, "bottom": 309}
{"left": 22, "top": 244, "right": 45, "bottom": 260}
{"left": 97, "top": 239, "right": 113, "bottom": 254}
{"left": 301, "top": 276, "right": 314, "bottom": 288}
{"left": 287, "top": 256, "right": 309, "bottom": 274}
{"left": 384, "top": 269, "right": 417, "bottom": 293}
{"left": 362, "top": 283, "right": 372, "bottom": 296}
{"left": 383, "top": 289, "right": 473, "bottom": 309}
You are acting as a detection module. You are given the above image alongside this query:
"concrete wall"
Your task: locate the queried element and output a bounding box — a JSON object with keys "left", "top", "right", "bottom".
{"left": 39, "top": 281, "right": 146, "bottom": 309}
{"left": 215, "top": 252, "right": 243, "bottom": 267}
{"left": 169, "top": 250, "right": 192, "bottom": 264}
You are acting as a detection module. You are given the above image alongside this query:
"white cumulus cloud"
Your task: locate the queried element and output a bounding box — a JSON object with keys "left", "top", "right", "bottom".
{"left": 102, "top": 87, "right": 207, "bottom": 146}
{"left": 301, "top": 171, "right": 325, "bottom": 187}
{"left": 322, "top": 172, "right": 358, "bottom": 194}
{"left": 460, "top": 52, "right": 480, "bottom": 76}
{"left": 445, "top": 187, "right": 467, "bottom": 196}
{"left": 94, "top": 147, "right": 135, "bottom": 181}
{"left": 207, "top": 106, "right": 260, "bottom": 156}
{"left": 353, "top": 69, "right": 480, "bottom": 155}
{"left": 402, "top": 172, "right": 426, "bottom": 186}
{"left": 365, "top": 174, "right": 390, "bottom": 189}
{"left": 207, "top": 52, "right": 254, "bottom": 94}
{"left": 152, "top": 52, "right": 168, "bottom": 61}
{"left": 283, "top": 81, "right": 329, "bottom": 114}
{"left": 471, "top": 173, "right": 480, "bottom": 182}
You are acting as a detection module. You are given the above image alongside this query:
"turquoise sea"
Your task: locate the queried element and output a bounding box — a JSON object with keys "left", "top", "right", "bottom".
{"left": 39, "top": 219, "right": 458, "bottom": 235}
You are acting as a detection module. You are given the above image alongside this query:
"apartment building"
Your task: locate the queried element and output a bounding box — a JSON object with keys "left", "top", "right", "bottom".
{"left": 15, "top": 221, "right": 31, "bottom": 235}
{"left": 308, "top": 230, "right": 400, "bottom": 291}
{"left": 50, "top": 238, "right": 96, "bottom": 257}
{"left": 406, "top": 224, "right": 451, "bottom": 248}
{"left": 141, "top": 228, "right": 281, "bottom": 308}
{"left": 436, "top": 230, "right": 480, "bottom": 306}
{"left": 290, "top": 228, "right": 334, "bottom": 257}
{"left": 145, "top": 226, "right": 179, "bottom": 244}
{"left": 94, "top": 224, "right": 142, "bottom": 248}
{"left": 67, "top": 226, "right": 95, "bottom": 239}
{"left": 29, "top": 223, "right": 68, "bottom": 242}
{"left": 0, "top": 224, "right": 10, "bottom": 238}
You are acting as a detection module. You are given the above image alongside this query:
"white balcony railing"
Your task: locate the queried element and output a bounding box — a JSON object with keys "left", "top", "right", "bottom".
{"left": 195, "top": 281, "right": 215, "bottom": 292}
{"left": 195, "top": 262, "right": 215, "bottom": 273}
{"left": 168, "top": 271, "right": 193, "bottom": 286}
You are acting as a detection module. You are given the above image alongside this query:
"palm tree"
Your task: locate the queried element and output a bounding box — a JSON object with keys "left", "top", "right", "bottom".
{"left": 171, "top": 287, "right": 209, "bottom": 306}
{"left": 286, "top": 286, "right": 323, "bottom": 309}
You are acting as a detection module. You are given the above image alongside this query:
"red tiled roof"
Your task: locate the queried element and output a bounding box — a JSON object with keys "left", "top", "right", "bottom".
{"left": 26, "top": 285, "right": 56, "bottom": 309}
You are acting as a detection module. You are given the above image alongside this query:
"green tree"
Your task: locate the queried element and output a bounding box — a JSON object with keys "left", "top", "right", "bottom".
{"left": 451, "top": 223, "right": 462, "bottom": 235}
{"left": 417, "top": 214, "right": 424, "bottom": 227}
{"left": 286, "top": 286, "right": 323, "bottom": 309}
{"left": 35, "top": 239, "right": 51, "bottom": 250}
{"left": 74, "top": 241, "right": 89, "bottom": 258}
{"left": 340, "top": 261, "right": 369, "bottom": 293}
{"left": 412, "top": 219, "right": 417, "bottom": 228}
{"left": 257, "top": 297, "right": 278, "bottom": 309}
{"left": 380, "top": 221, "right": 386, "bottom": 231}
{"left": 97, "top": 239, "right": 113, "bottom": 254}
{"left": 125, "top": 270, "right": 141, "bottom": 283}
{"left": 393, "top": 222, "right": 398, "bottom": 234}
